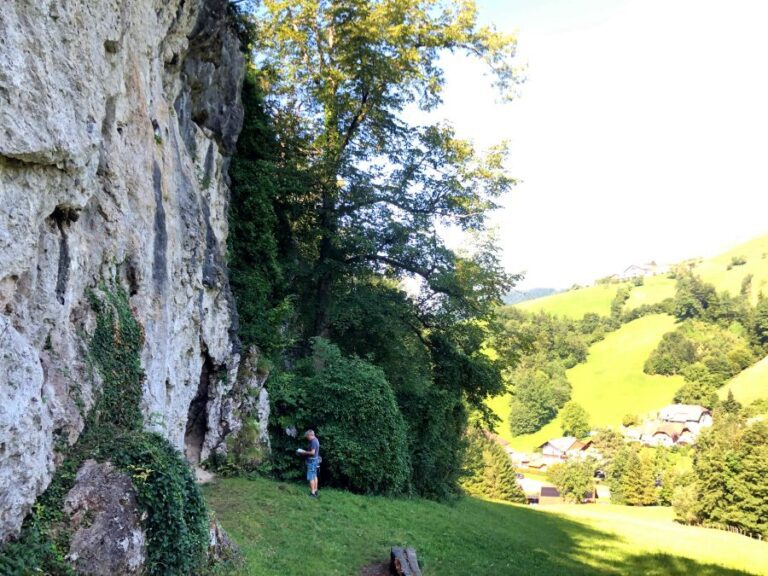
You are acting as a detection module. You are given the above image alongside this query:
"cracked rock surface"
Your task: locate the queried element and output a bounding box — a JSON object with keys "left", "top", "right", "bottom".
{"left": 0, "top": 0, "right": 245, "bottom": 541}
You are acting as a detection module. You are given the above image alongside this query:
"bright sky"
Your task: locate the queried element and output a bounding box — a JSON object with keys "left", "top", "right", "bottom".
{"left": 430, "top": 0, "right": 768, "bottom": 289}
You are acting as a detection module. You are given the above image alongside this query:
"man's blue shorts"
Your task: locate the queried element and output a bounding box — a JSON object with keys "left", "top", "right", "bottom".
{"left": 306, "top": 457, "right": 319, "bottom": 481}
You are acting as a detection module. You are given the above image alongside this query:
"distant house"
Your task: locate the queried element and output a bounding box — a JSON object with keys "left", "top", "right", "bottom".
{"left": 645, "top": 423, "right": 694, "bottom": 447}
{"left": 658, "top": 404, "right": 713, "bottom": 432}
{"left": 621, "top": 264, "right": 655, "bottom": 280}
{"left": 619, "top": 262, "right": 669, "bottom": 281}
{"left": 539, "top": 437, "right": 593, "bottom": 459}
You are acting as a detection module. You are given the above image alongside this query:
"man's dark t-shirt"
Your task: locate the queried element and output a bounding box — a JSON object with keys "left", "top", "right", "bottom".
{"left": 308, "top": 437, "right": 320, "bottom": 459}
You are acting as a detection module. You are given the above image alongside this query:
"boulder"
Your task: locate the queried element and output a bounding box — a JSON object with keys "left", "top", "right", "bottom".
{"left": 63, "top": 460, "right": 146, "bottom": 575}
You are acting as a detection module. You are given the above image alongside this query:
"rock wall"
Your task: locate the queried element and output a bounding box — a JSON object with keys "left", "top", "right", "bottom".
{"left": 0, "top": 0, "right": 245, "bottom": 541}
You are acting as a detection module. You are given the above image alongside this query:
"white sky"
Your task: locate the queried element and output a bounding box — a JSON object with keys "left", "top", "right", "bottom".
{"left": 426, "top": 0, "right": 768, "bottom": 289}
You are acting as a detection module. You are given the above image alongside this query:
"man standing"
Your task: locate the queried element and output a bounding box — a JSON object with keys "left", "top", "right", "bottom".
{"left": 297, "top": 429, "right": 320, "bottom": 497}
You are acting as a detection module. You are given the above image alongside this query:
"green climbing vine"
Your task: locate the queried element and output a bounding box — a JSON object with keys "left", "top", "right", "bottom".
{"left": 0, "top": 284, "right": 210, "bottom": 575}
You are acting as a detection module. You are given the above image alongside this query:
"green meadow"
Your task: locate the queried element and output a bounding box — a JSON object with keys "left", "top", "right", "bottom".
{"left": 492, "top": 314, "right": 684, "bottom": 451}
{"left": 719, "top": 354, "right": 768, "bottom": 405}
{"left": 517, "top": 283, "right": 621, "bottom": 318}
{"left": 205, "top": 476, "right": 768, "bottom": 576}
{"left": 490, "top": 235, "right": 768, "bottom": 448}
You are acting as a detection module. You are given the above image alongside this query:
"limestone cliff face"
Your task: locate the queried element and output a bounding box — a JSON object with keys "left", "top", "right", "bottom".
{"left": 0, "top": 0, "right": 245, "bottom": 541}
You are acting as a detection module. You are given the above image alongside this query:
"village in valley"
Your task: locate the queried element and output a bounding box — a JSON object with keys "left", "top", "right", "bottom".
{"left": 498, "top": 402, "right": 714, "bottom": 505}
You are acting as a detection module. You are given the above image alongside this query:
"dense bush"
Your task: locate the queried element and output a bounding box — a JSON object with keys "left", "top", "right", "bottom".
{"left": 548, "top": 459, "right": 595, "bottom": 503}
{"left": 645, "top": 320, "right": 755, "bottom": 388}
{"left": 228, "top": 73, "right": 299, "bottom": 356}
{"left": 269, "top": 339, "right": 411, "bottom": 495}
{"left": 673, "top": 380, "right": 719, "bottom": 408}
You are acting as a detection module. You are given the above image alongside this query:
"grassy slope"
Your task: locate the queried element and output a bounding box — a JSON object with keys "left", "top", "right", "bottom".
{"left": 516, "top": 283, "right": 621, "bottom": 318}
{"left": 492, "top": 315, "right": 684, "bottom": 451}
{"left": 719, "top": 354, "right": 768, "bottom": 405}
{"left": 625, "top": 275, "right": 677, "bottom": 309}
{"left": 694, "top": 235, "right": 768, "bottom": 302}
{"left": 518, "top": 234, "right": 768, "bottom": 314}
{"left": 205, "top": 476, "right": 768, "bottom": 576}
{"left": 489, "top": 235, "right": 768, "bottom": 446}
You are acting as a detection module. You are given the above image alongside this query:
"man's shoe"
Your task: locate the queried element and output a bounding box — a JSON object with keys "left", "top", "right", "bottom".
{"left": 310, "top": 492, "right": 318, "bottom": 498}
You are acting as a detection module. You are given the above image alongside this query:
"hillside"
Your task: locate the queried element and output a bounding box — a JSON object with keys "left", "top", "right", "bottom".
{"left": 492, "top": 314, "right": 684, "bottom": 451}
{"left": 694, "top": 235, "right": 768, "bottom": 303}
{"left": 205, "top": 476, "right": 768, "bottom": 576}
{"left": 518, "top": 234, "right": 768, "bottom": 316}
{"left": 625, "top": 275, "right": 677, "bottom": 310}
{"left": 490, "top": 235, "right": 768, "bottom": 448}
{"left": 719, "top": 354, "right": 768, "bottom": 405}
{"left": 517, "top": 283, "right": 621, "bottom": 317}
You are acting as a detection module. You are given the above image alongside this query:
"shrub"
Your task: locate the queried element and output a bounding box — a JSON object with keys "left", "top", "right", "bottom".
{"left": 548, "top": 459, "right": 595, "bottom": 503}
{"left": 269, "top": 339, "right": 411, "bottom": 495}
{"left": 622, "top": 413, "right": 639, "bottom": 427}
{"left": 673, "top": 380, "right": 719, "bottom": 408}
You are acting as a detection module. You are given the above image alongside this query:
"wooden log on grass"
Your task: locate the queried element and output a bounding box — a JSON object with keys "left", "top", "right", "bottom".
{"left": 390, "top": 547, "right": 422, "bottom": 576}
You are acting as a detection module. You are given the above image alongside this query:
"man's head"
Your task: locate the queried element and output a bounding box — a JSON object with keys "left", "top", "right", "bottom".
{"left": 305, "top": 429, "right": 316, "bottom": 440}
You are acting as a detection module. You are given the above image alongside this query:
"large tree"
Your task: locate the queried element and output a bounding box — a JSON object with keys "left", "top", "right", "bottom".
{"left": 250, "top": 0, "right": 521, "bottom": 336}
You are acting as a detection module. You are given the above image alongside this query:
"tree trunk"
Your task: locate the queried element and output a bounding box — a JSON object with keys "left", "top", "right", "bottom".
{"left": 390, "top": 547, "right": 422, "bottom": 576}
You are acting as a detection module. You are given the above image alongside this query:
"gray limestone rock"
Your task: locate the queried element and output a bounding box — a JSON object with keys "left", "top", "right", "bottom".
{"left": 63, "top": 460, "right": 146, "bottom": 575}
{"left": 0, "top": 0, "right": 245, "bottom": 541}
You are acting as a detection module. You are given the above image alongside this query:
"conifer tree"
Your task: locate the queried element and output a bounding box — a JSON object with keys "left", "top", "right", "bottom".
{"left": 621, "top": 450, "right": 657, "bottom": 506}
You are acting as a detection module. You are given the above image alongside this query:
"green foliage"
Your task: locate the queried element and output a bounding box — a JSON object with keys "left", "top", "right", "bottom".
{"left": 590, "top": 428, "right": 624, "bottom": 462}
{"left": 752, "top": 295, "right": 768, "bottom": 348}
{"left": 692, "top": 415, "right": 768, "bottom": 538}
{"left": 559, "top": 401, "right": 590, "bottom": 438}
{"left": 673, "top": 380, "right": 719, "bottom": 408}
{"left": 101, "top": 433, "right": 209, "bottom": 576}
{"left": 720, "top": 389, "right": 742, "bottom": 414}
{"left": 620, "top": 449, "right": 658, "bottom": 506}
{"left": 508, "top": 362, "right": 571, "bottom": 435}
{"left": 726, "top": 255, "right": 747, "bottom": 270}
{"left": 745, "top": 397, "right": 768, "bottom": 417}
{"left": 228, "top": 73, "right": 298, "bottom": 356}
{"left": 251, "top": 0, "right": 519, "bottom": 337}
{"left": 645, "top": 320, "right": 755, "bottom": 389}
{"left": 269, "top": 339, "right": 411, "bottom": 495}
{"left": 672, "top": 275, "right": 716, "bottom": 321}
{"left": 622, "top": 413, "right": 639, "bottom": 427}
{"left": 607, "top": 444, "right": 656, "bottom": 505}
{"left": 547, "top": 459, "right": 595, "bottom": 504}
{"left": 460, "top": 429, "right": 526, "bottom": 503}
{"left": 496, "top": 307, "right": 615, "bottom": 438}
{"left": 610, "top": 287, "right": 630, "bottom": 319}
{"left": 228, "top": 2, "right": 521, "bottom": 501}
{"left": 0, "top": 286, "right": 209, "bottom": 575}
{"left": 87, "top": 287, "right": 145, "bottom": 431}
{"left": 644, "top": 331, "right": 696, "bottom": 375}
{"left": 672, "top": 484, "right": 700, "bottom": 524}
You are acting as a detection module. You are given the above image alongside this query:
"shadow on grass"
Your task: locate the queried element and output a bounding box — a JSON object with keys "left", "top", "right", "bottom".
{"left": 204, "top": 478, "right": 759, "bottom": 576}
{"left": 458, "top": 499, "right": 755, "bottom": 576}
